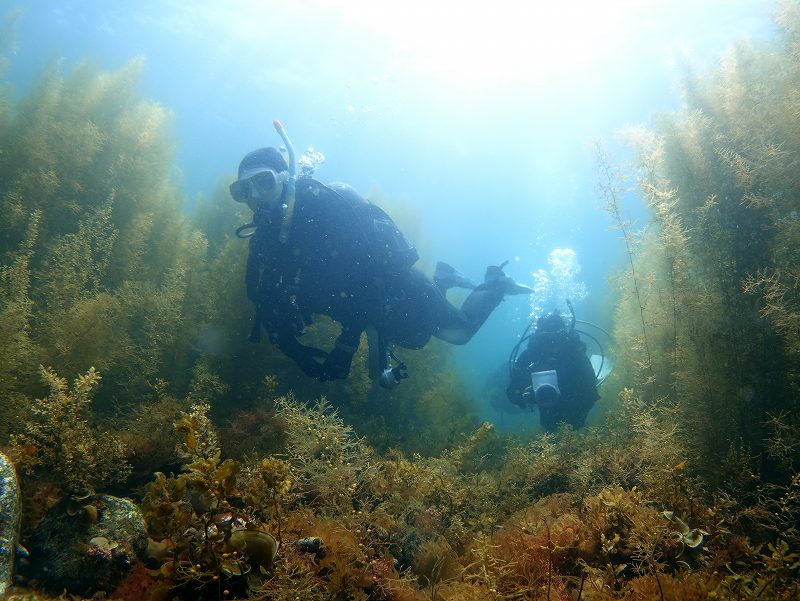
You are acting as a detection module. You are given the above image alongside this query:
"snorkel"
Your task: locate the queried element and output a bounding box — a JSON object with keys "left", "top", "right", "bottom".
{"left": 273, "top": 119, "right": 297, "bottom": 244}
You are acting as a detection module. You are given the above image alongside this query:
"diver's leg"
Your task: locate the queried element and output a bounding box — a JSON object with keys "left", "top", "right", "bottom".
{"left": 386, "top": 264, "right": 530, "bottom": 347}
{"left": 433, "top": 261, "right": 477, "bottom": 293}
{"left": 434, "top": 262, "right": 533, "bottom": 344}
{"left": 433, "top": 283, "right": 504, "bottom": 345}
{"left": 381, "top": 268, "right": 497, "bottom": 347}
{"left": 381, "top": 269, "right": 443, "bottom": 349}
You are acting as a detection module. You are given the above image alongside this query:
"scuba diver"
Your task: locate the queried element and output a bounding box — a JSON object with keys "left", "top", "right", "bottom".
{"left": 506, "top": 301, "right": 601, "bottom": 430}
{"left": 232, "top": 121, "right": 533, "bottom": 388}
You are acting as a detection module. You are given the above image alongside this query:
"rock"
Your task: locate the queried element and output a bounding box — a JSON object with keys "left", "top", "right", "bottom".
{"left": 0, "top": 452, "right": 21, "bottom": 598}
{"left": 296, "top": 536, "right": 323, "bottom": 555}
{"left": 24, "top": 494, "right": 148, "bottom": 597}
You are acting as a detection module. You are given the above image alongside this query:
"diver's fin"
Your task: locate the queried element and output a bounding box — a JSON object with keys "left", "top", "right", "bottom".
{"left": 434, "top": 261, "right": 477, "bottom": 292}
{"left": 484, "top": 261, "right": 534, "bottom": 296}
{"left": 503, "top": 279, "right": 535, "bottom": 295}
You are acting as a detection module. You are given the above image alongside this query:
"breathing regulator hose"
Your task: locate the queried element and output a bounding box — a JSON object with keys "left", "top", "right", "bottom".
{"left": 566, "top": 298, "right": 576, "bottom": 334}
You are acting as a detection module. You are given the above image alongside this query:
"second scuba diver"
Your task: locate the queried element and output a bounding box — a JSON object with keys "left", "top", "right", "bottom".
{"left": 507, "top": 305, "right": 600, "bottom": 430}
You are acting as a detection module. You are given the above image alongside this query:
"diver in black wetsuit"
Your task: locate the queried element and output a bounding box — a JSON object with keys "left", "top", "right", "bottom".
{"left": 231, "top": 123, "right": 532, "bottom": 387}
{"left": 507, "top": 310, "right": 600, "bottom": 430}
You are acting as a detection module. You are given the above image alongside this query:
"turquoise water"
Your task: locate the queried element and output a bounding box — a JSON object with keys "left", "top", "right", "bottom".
{"left": 3, "top": 0, "right": 778, "bottom": 428}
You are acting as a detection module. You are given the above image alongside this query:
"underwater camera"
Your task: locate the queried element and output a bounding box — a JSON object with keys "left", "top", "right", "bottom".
{"left": 531, "top": 369, "right": 561, "bottom": 407}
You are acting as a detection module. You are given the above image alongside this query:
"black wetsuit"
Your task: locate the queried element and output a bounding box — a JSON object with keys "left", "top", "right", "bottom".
{"left": 507, "top": 328, "right": 599, "bottom": 430}
{"left": 245, "top": 179, "right": 504, "bottom": 380}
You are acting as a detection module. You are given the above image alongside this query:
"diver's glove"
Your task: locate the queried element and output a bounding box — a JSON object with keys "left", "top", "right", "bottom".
{"left": 509, "top": 385, "right": 535, "bottom": 408}
{"left": 520, "top": 386, "right": 535, "bottom": 406}
{"left": 380, "top": 362, "right": 408, "bottom": 389}
{"left": 319, "top": 343, "right": 356, "bottom": 381}
{"left": 378, "top": 348, "right": 408, "bottom": 389}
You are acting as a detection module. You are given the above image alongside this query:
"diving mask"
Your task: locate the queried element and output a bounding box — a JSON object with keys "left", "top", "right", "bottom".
{"left": 229, "top": 169, "right": 287, "bottom": 205}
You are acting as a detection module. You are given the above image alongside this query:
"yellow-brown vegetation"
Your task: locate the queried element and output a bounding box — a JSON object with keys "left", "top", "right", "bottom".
{"left": 8, "top": 366, "right": 129, "bottom": 496}
{"left": 597, "top": 1, "right": 800, "bottom": 484}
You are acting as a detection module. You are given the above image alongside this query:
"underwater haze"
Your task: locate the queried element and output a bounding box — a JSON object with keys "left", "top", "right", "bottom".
{"left": 3, "top": 0, "right": 776, "bottom": 430}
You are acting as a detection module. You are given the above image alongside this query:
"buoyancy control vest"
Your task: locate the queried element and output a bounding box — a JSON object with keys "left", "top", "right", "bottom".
{"left": 245, "top": 179, "right": 418, "bottom": 341}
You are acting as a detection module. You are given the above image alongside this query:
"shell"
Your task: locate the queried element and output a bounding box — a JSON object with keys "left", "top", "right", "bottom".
{"left": 227, "top": 527, "right": 278, "bottom": 572}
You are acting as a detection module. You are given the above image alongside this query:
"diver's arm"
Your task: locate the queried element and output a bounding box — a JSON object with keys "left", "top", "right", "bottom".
{"left": 507, "top": 351, "right": 533, "bottom": 405}
{"left": 262, "top": 292, "right": 328, "bottom": 378}
{"left": 245, "top": 237, "right": 269, "bottom": 341}
{"left": 245, "top": 224, "right": 277, "bottom": 302}
{"left": 320, "top": 322, "right": 364, "bottom": 381}
{"left": 320, "top": 274, "right": 380, "bottom": 381}
{"left": 562, "top": 345, "right": 600, "bottom": 407}
{"left": 577, "top": 352, "right": 601, "bottom": 402}
{"left": 272, "top": 329, "right": 328, "bottom": 378}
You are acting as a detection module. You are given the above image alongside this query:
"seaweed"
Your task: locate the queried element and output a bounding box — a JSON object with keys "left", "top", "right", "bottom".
{"left": 598, "top": 0, "right": 800, "bottom": 487}
{"left": 8, "top": 366, "right": 130, "bottom": 496}
{"left": 0, "top": 211, "right": 40, "bottom": 439}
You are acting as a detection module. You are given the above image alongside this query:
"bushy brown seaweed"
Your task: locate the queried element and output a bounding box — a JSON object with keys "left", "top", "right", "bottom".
{"left": 597, "top": 0, "right": 800, "bottom": 489}
{"left": 8, "top": 366, "right": 130, "bottom": 496}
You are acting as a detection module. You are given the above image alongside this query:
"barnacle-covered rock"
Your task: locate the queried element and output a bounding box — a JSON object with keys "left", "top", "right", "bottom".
{"left": 23, "top": 494, "right": 147, "bottom": 597}
{"left": 0, "top": 452, "right": 21, "bottom": 598}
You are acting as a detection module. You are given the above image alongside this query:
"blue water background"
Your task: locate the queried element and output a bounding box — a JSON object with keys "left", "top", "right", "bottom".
{"left": 3, "top": 0, "right": 778, "bottom": 430}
